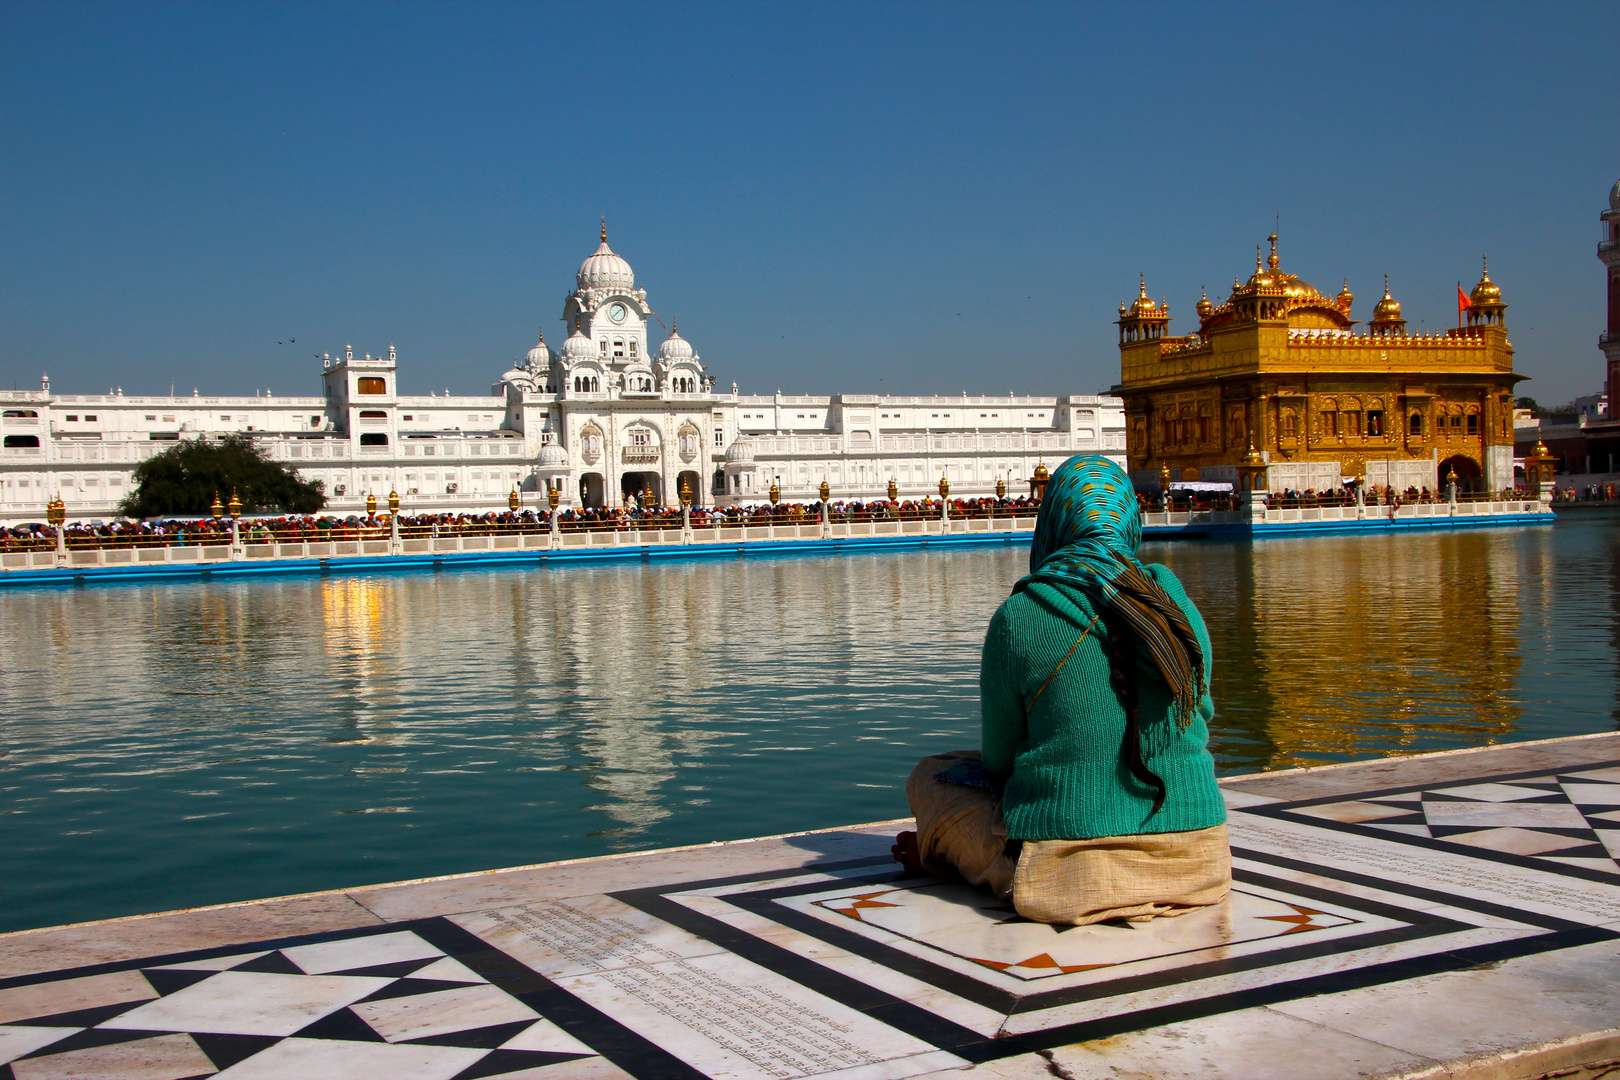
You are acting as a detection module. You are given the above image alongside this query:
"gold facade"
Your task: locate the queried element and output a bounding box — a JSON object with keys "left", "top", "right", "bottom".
{"left": 1114, "top": 240, "right": 1524, "bottom": 491}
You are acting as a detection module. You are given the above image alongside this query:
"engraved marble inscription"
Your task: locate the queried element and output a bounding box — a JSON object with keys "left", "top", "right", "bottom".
{"left": 585, "top": 956, "right": 885, "bottom": 1078}
{"left": 1236, "top": 815, "right": 1620, "bottom": 922}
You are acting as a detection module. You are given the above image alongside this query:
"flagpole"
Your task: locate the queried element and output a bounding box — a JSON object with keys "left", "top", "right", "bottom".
{"left": 1457, "top": 282, "right": 1462, "bottom": 330}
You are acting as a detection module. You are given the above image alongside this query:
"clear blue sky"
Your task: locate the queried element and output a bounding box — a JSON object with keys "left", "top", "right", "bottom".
{"left": 2, "top": 1, "right": 1614, "bottom": 406}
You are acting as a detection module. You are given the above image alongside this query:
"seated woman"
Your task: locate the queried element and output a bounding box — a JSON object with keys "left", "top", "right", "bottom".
{"left": 894, "top": 455, "right": 1229, "bottom": 925}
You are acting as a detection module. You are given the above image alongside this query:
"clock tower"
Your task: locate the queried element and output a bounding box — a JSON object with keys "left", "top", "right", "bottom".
{"left": 563, "top": 220, "right": 654, "bottom": 370}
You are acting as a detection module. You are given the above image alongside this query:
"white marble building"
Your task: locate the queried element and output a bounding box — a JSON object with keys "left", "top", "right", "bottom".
{"left": 0, "top": 228, "right": 1124, "bottom": 521}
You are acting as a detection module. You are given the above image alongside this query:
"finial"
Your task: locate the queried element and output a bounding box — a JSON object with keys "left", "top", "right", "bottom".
{"left": 601, "top": 217, "right": 607, "bottom": 243}
{"left": 536, "top": 326, "right": 544, "bottom": 343}
{"left": 1267, "top": 233, "right": 1279, "bottom": 271}
{"left": 1138, "top": 273, "right": 1147, "bottom": 297}
{"left": 671, "top": 318, "right": 677, "bottom": 334}
{"left": 1481, "top": 254, "right": 1489, "bottom": 278}
{"left": 1201, "top": 285, "right": 1208, "bottom": 300}
{"left": 575, "top": 314, "right": 581, "bottom": 332}
{"left": 1383, "top": 272, "right": 1389, "bottom": 294}
{"left": 1255, "top": 246, "right": 1262, "bottom": 271}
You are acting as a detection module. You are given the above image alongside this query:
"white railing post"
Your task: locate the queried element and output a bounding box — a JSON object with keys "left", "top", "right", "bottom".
{"left": 55, "top": 526, "right": 67, "bottom": 568}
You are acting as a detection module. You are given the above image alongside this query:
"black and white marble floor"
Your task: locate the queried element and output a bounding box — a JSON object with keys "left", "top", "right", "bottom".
{"left": 4, "top": 736, "right": 1620, "bottom": 1080}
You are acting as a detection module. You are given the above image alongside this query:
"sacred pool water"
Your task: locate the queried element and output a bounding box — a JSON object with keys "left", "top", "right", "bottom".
{"left": 2, "top": 508, "right": 1617, "bottom": 933}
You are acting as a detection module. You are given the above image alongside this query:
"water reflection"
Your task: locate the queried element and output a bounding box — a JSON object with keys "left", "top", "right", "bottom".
{"left": 1, "top": 513, "right": 1617, "bottom": 932}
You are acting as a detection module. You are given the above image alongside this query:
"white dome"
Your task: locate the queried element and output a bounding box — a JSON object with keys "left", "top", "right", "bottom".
{"left": 538, "top": 440, "right": 568, "bottom": 467}
{"left": 500, "top": 367, "right": 532, "bottom": 387}
{"left": 659, "top": 324, "right": 695, "bottom": 360}
{"left": 576, "top": 228, "right": 635, "bottom": 293}
{"left": 525, "top": 332, "right": 552, "bottom": 370}
{"left": 563, "top": 325, "right": 597, "bottom": 360}
{"left": 1610, "top": 177, "right": 1620, "bottom": 212}
{"left": 724, "top": 437, "right": 756, "bottom": 464}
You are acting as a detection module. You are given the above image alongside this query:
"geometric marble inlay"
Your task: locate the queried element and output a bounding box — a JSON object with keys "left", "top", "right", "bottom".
{"left": 5, "top": 758, "right": 1620, "bottom": 1078}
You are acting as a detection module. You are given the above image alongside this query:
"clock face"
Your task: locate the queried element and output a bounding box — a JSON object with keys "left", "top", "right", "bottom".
{"left": 608, "top": 303, "right": 627, "bottom": 324}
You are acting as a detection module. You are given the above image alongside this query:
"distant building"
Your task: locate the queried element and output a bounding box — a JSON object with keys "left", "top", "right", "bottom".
{"left": 0, "top": 226, "right": 1124, "bottom": 521}
{"left": 1514, "top": 175, "right": 1620, "bottom": 479}
{"left": 1115, "top": 236, "right": 1523, "bottom": 493}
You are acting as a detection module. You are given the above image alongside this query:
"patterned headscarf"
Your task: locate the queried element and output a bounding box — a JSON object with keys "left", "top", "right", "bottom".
{"left": 1016, "top": 455, "right": 1206, "bottom": 729}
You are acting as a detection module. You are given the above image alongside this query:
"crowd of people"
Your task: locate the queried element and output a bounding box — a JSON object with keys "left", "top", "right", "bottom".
{"left": 1555, "top": 483, "right": 1620, "bottom": 502}
{"left": 0, "top": 496, "right": 1049, "bottom": 553}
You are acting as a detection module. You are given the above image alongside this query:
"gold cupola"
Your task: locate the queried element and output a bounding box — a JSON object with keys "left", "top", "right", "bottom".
{"left": 1117, "top": 275, "right": 1171, "bottom": 344}
{"left": 1466, "top": 256, "right": 1507, "bottom": 328}
{"left": 1196, "top": 286, "right": 1213, "bottom": 319}
{"left": 1336, "top": 278, "right": 1354, "bottom": 311}
{"left": 1369, "top": 274, "right": 1406, "bottom": 336}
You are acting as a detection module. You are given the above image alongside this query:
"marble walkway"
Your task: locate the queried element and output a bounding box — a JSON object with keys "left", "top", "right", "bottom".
{"left": 3, "top": 734, "right": 1619, "bottom": 1080}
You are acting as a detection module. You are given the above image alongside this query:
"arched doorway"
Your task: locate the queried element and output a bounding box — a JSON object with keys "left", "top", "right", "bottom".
{"left": 621, "top": 471, "right": 661, "bottom": 508}
{"left": 1438, "top": 455, "right": 1482, "bottom": 492}
{"left": 578, "top": 472, "right": 605, "bottom": 508}
{"left": 677, "top": 470, "right": 703, "bottom": 508}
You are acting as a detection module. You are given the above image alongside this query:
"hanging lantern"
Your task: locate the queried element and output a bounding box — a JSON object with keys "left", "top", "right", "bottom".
{"left": 509, "top": 488, "right": 520, "bottom": 512}
{"left": 547, "top": 482, "right": 560, "bottom": 511}
{"left": 887, "top": 477, "right": 898, "bottom": 502}
{"left": 228, "top": 489, "right": 243, "bottom": 520}
{"left": 938, "top": 476, "right": 950, "bottom": 500}
{"left": 365, "top": 492, "right": 377, "bottom": 517}
{"left": 995, "top": 477, "right": 1006, "bottom": 501}
{"left": 768, "top": 481, "right": 780, "bottom": 506}
{"left": 388, "top": 489, "right": 400, "bottom": 515}
{"left": 47, "top": 496, "right": 65, "bottom": 527}
{"left": 210, "top": 492, "right": 224, "bottom": 519}
{"left": 680, "top": 477, "right": 693, "bottom": 508}
{"left": 819, "top": 479, "right": 830, "bottom": 503}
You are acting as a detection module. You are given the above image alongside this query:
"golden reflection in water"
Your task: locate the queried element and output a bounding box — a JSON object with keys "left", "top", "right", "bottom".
{"left": 1158, "top": 527, "right": 1543, "bottom": 771}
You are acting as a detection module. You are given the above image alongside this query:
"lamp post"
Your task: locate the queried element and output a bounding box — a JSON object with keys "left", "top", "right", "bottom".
{"left": 547, "top": 482, "right": 561, "bottom": 546}
{"left": 388, "top": 489, "right": 402, "bottom": 554}
{"left": 1446, "top": 466, "right": 1459, "bottom": 507}
{"left": 818, "top": 479, "right": 831, "bottom": 534}
{"left": 1158, "top": 461, "right": 1171, "bottom": 510}
{"left": 769, "top": 480, "right": 780, "bottom": 507}
{"left": 1524, "top": 439, "right": 1557, "bottom": 510}
{"left": 938, "top": 475, "right": 950, "bottom": 527}
{"left": 1031, "top": 461, "right": 1051, "bottom": 504}
{"left": 210, "top": 492, "right": 224, "bottom": 520}
{"left": 47, "top": 495, "right": 66, "bottom": 567}
{"left": 508, "top": 488, "right": 520, "bottom": 513}
{"left": 679, "top": 476, "right": 693, "bottom": 537}
{"left": 366, "top": 492, "right": 377, "bottom": 518}
{"left": 228, "top": 488, "right": 244, "bottom": 558}
{"left": 887, "top": 477, "right": 898, "bottom": 504}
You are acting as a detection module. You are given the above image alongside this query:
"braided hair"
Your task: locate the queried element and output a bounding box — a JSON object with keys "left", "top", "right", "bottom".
{"left": 1102, "top": 610, "right": 1167, "bottom": 818}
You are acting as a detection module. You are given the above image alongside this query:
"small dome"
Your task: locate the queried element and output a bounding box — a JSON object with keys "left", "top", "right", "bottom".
{"left": 1372, "top": 277, "right": 1403, "bottom": 322}
{"left": 724, "top": 437, "right": 756, "bottom": 464}
{"left": 1610, "top": 177, "right": 1620, "bottom": 212}
{"left": 1336, "top": 279, "right": 1354, "bottom": 309}
{"left": 576, "top": 221, "right": 635, "bottom": 293}
{"left": 1127, "top": 277, "right": 1159, "bottom": 317}
{"left": 524, "top": 330, "right": 551, "bottom": 370}
{"left": 658, "top": 321, "right": 695, "bottom": 360}
{"left": 538, "top": 440, "right": 568, "bottom": 467}
{"left": 1469, "top": 258, "right": 1502, "bottom": 306}
{"left": 1196, "top": 287, "right": 1213, "bottom": 319}
{"left": 563, "top": 319, "right": 596, "bottom": 360}
{"left": 500, "top": 367, "right": 532, "bottom": 386}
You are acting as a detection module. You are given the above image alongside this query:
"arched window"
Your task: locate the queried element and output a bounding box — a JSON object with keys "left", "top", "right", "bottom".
{"left": 3, "top": 434, "right": 40, "bottom": 448}
{"left": 1409, "top": 413, "right": 1424, "bottom": 436}
{"left": 358, "top": 410, "right": 387, "bottom": 419}
{"left": 591, "top": 376, "right": 600, "bottom": 392}
{"left": 360, "top": 433, "right": 388, "bottom": 446}
{"left": 2, "top": 409, "right": 38, "bottom": 418}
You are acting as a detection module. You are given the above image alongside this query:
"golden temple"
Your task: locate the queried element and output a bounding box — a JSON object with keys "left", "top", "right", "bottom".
{"left": 1114, "top": 237, "right": 1523, "bottom": 493}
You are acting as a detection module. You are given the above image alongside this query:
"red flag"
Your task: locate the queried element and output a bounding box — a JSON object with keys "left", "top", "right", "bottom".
{"left": 1457, "top": 284, "right": 1471, "bottom": 316}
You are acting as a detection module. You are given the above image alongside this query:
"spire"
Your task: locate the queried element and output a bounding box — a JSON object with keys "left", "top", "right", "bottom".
{"left": 600, "top": 217, "right": 607, "bottom": 243}
{"left": 671, "top": 318, "right": 678, "bottom": 334}
{"left": 1138, "top": 273, "right": 1147, "bottom": 298}
{"left": 1267, "top": 233, "right": 1279, "bottom": 271}
{"left": 536, "top": 326, "right": 545, "bottom": 343}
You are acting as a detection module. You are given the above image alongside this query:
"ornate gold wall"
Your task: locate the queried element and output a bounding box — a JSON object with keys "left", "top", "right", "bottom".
{"left": 1114, "top": 243, "right": 1523, "bottom": 491}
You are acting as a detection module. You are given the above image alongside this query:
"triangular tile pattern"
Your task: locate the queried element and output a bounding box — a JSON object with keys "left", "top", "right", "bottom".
{"left": 1295, "top": 770, "right": 1620, "bottom": 873}
{"left": 0, "top": 930, "right": 599, "bottom": 1077}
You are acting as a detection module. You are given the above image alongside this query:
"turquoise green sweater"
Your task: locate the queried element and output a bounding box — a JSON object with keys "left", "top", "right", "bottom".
{"left": 980, "top": 563, "right": 1226, "bottom": 840}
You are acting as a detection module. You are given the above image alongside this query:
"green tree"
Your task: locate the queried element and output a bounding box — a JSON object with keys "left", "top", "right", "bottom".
{"left": 117, "top": 434, "right": 325, "bottom": 518}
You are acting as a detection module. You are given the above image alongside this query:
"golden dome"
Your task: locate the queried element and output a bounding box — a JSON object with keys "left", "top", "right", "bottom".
{"left": 1336, "top": 278, "right": 1354, "bottom": 309}
{"left": 1372, "top": 275, "right": 1402, "bottom": 321}
{"left": 1128, "top": 276, "right": 1159, "bottom": 317}
{"left": 1196, "top": 286, "right": 1213, "bottom": 319}
{"left": 1469, "top": 256, "right": 1502, "bottom": 306}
